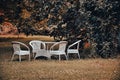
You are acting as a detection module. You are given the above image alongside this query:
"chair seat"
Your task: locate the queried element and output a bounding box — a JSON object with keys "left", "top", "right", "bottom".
{"left": 50, "top": 51, "right": 66, "bottom": 55}
{"left": 67, "top": 49, "right": 79, "bottom": 53}
{"left": 15, "top": 50, "right": 30, "bottom": 55}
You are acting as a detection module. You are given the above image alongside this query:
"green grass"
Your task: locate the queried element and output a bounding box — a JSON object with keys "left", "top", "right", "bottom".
{"left": 0, "top": 36, "right": 120, "bottom": 80}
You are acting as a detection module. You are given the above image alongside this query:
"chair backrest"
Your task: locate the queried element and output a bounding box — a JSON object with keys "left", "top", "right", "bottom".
{"left": 12, "top": 43, "right": 20, "bottom": 52}
{"left": 29, "top": 40, "right": 46, "bottom": 50}
{"left": 59, "top": 41, "right": 68, "bottom": 51}
{"left": 12, "top": 41, "right": 30, "bottom": 52}
{"left": 68, "top": 40, "right": 81, "bottom": 49}
{"left": 50, "top": 41, "right": 68, "bottom": 51}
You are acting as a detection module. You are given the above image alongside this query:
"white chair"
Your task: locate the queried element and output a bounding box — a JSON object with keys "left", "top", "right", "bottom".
{"left": 11, "top": 41, "right": 30, "bottom": 62}
{"left": 67, "top": 40, "right": 81, "bottom": 59}
{"left": 49, "top": 41, "right": 68, "bottom": 60}
{"left": 29, "top": 40, "right": 48, "bottom": 59}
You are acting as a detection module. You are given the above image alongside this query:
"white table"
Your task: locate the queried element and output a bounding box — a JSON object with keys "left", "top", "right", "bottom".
{"left": 45, "top": 42, "right": 58, "bottom": 50}
{"left": 35, "top": 41, "right": 58, "bottom": 59}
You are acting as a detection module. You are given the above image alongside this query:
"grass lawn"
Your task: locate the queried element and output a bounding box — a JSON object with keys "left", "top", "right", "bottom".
{"left": 0, "top": 35, "right": 120, "bottom": 80}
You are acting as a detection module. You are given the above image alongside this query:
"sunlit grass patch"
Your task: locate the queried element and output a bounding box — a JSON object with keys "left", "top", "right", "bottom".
{"left": 0, "top": 59, "right": 120, "bottom": 80}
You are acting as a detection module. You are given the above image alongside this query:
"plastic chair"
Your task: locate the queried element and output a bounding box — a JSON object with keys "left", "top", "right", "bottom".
{"left": 49, "top": 41, "right": 68, "bottom": 60}
{"left": 11, "top": 41, "right": 30, "bottom": 62}
{"left": 67, "top": 40, "right": 81, "bottom": 59}
{"left": 29, "top": 40, "right": 48, "bottom": 59}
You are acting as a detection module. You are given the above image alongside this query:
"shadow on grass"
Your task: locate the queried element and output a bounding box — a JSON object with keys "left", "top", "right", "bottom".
{"left": 0, "top": 37, "right": 24, "bottom": 42}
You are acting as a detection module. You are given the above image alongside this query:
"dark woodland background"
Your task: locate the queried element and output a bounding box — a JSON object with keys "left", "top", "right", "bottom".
{"left": 0, "top": 0, "right": 120, "bottom": 58}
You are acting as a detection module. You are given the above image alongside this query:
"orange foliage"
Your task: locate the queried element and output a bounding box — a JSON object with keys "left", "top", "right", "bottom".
{"left": 21, "top": 9, "right": 31, "bottom": 19}
{"left": 84, "top": 42, "right": 90, "bottom": 49}
{"left": 39, "top": 19, "right": 48, "bottom": 25}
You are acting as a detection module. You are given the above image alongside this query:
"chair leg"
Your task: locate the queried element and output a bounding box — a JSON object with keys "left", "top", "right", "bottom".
{"left": 34, "top": 53, "right": 38, "bottom": 60}
{"left": 29, "top": 54, "right": 30, "bottom": 61}
{"left": 34, "top": 55, "right": 37, "bottom": 60}
{"left": 33, "top": 52, "right": 35, "bottom": 58}
{"left": 34, "top": 56, "right": 36, "bottom": 60}
{"left": 67, "top": 53, "right": 69, "bottom": 60}
{"left": 65, "top": 54, "right": 68, "bottom": 60}
{"left": 11, "top": 54, "right": 15, "bottom": 61}
{"left": 19, "top": 55, "right": 21, "bottom": 62}
{"left": 33, "top": 53, "right": 34, "bottom": 58}
{"left": 78, "top": 53, "right": 80, "bottom": 59}
{"left": 59, "top": 55, "right": 61, "bottom": 61}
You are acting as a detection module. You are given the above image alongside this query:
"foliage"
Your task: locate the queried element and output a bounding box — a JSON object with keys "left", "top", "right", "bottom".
{"left": 83, "top": 0, "right": 120, "bottom": 58}
{"left": 0, "top": 0, "right": 120, "bottom": 58}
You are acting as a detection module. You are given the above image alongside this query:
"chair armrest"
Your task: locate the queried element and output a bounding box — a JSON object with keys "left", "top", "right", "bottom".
{"left": 12, "top": 41, "right": 30, "bottom": 51}
{"left": 50, "top": 41, "right": 68, "bottom": 51}
{"left": 50, "top": 42, "right": 59, "bottom": 51}
{"left": 68, "top": 40, "right": 81, "bottom": 49}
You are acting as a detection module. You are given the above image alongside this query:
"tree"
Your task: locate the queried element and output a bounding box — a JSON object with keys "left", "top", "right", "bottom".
{"left": 1, "top": 0, "right": 120, "bottom": 58}
{"left": 83, "top": 0, "right": 120, "bottom": 58}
